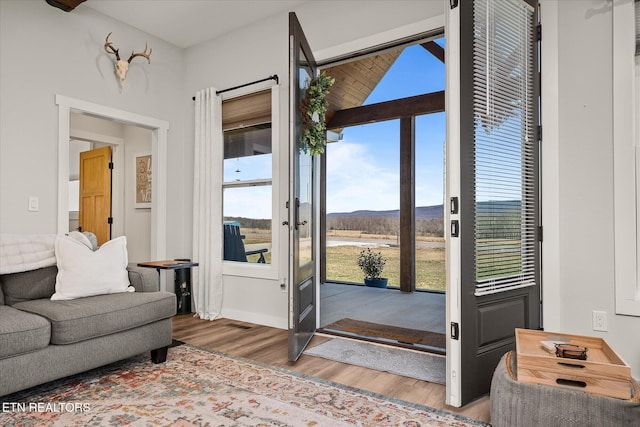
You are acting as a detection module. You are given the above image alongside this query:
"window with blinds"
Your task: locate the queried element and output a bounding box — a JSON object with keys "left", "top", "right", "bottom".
{"left": 472, "top": 0, "right": 537, "bottom": 296}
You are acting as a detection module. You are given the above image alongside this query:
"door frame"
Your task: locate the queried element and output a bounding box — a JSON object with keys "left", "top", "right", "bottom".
{"left": 56, "top": 95, "right": 169, "bottom": 286}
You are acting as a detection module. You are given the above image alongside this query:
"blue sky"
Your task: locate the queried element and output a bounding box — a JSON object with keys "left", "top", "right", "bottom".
{"left": 326, "top": 40, "right": 446, "bottom": 214}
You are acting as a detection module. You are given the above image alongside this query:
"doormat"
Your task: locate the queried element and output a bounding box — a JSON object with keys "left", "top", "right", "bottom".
{"left": 323, "top": 318, "right": 446, "bottom": 350}
{"left": 304, "top": 338, "right": 446, "bottom": 384}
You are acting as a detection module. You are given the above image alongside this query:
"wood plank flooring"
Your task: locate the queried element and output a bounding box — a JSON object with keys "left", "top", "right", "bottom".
{"left": 172, "top": 314, "right": 490, "bottom": 423}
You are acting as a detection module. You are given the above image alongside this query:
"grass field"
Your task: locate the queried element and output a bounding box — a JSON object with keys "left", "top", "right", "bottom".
{"left": 236, "top": 228, "right": 447, "bottom": 291}
{"left": 326, "top": 245, "right": 446, "bottom": 292}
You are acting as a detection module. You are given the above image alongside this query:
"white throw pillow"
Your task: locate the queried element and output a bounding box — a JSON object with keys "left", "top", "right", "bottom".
{"left": 52, "top": 235, "right": 134, "bottom": 300}
{"left": 67, "top": 231, "right": 93, "bottom": 250}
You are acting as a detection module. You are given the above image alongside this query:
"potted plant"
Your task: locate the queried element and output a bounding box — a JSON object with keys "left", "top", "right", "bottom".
{"left": 357, "top": 247, "right": 388, "bottom": 288}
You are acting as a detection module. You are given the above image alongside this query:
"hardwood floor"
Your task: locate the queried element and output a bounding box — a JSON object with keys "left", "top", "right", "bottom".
{"left": 172, "top": 314, "right": 491, "bottom": 423}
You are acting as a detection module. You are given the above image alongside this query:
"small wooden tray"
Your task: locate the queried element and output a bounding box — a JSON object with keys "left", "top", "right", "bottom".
{"left": 515, "top": 328, "right": 632, "bottom": 399}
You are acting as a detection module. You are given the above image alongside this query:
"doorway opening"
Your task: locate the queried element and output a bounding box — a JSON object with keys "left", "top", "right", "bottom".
{"left": 56, "top": 95, "right": 169, "bottom": 288}
{"left": 317, "top": 35, "right": 447, "bottom": 353}
{"left": 68, "top": 112, "right": 153, "bottom": 261}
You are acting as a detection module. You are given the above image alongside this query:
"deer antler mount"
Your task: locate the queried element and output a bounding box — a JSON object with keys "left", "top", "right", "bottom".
{"left": 104, "top": 32, "right": 152, "bottom": 86}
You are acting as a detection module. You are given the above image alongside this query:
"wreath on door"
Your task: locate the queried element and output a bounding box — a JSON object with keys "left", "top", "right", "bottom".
{"left": 300, "top": 71, "right": 335, "bottom": 155}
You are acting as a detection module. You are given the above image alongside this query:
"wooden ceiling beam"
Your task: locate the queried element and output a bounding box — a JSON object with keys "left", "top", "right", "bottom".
{"left": 45, "top": 0, "right": 86, "bottom": 12}
{"left": 327, "top": 91, "right": 444, "bottom": 130}
{"left": 420, "top": 41, "right": 445, "bottom": 63}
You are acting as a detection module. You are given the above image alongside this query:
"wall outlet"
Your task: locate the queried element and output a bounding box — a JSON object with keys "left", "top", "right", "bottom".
{"left": 593, "top": 310, "right": 608, "bottom": 331}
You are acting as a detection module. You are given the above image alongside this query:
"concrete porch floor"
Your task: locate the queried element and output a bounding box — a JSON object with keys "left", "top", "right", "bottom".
{"left": 319, "top": 282, "right": 446, "bottom": 335}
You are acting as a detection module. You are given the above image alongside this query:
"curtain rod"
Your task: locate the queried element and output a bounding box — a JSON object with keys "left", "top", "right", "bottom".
{"left": 191, "top": 74, "right": 279, "bottom": 100}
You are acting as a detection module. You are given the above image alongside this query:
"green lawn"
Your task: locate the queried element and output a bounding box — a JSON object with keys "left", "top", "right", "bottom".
{"left": 236, "top": 228, "right": 447, "bottom": 291}
{"left": 325, "top": 245, "right": 446, "bottom": 292}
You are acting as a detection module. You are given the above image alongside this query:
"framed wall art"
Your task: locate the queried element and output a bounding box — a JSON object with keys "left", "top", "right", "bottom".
{"left": 134, "top": 153, "right": 152, "bottom": 209}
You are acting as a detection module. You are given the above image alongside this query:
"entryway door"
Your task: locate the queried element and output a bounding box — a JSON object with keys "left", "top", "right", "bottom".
{"left": 288, "top": 12, "right": 318, "bottom": 361}
{"left": 446, "top": 0, "right": 541, "bottom": 407}
{"left": 79, "top": 145, "right": 112, "bottom": 245}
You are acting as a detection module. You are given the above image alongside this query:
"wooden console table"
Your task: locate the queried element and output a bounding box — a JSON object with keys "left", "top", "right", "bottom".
{"left": 137, "top": 260, "right": 198, "bottom": 314}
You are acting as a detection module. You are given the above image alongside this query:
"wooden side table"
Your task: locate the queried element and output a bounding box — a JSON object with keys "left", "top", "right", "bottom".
{"left": 137, "top": 260, "right": 199, "bottom": 314}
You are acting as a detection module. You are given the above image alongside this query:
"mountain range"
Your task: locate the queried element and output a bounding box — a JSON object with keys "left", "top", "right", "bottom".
{"left": 328, "top": 200, "right": 522, "bottom": 220}
{"left": 328, "top": 204, "right": 444, "bottom": 220}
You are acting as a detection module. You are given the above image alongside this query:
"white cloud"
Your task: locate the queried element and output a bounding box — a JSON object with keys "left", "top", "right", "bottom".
{"left": 326, "top": 142, "right": 399, "bottom": 213}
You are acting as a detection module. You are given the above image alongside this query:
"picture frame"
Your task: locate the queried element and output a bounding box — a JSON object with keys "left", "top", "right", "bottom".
{"left": 134, "top": 153, "right": 152, "bottom": 209}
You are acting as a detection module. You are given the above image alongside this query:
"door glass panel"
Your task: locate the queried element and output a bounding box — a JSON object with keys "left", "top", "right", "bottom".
{"left": 473, "top": 0, "right": 537, "bottom": 295}
{"left": 297, "top": 47, "right": 314, "bottom": 268}
{"left": 298, "top": 153, "right": 313, "bottom": 265}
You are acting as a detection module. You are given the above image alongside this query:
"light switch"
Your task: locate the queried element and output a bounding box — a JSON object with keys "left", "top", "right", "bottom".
{"left": 28, "top": 196, "right": 39, "bottom": 212}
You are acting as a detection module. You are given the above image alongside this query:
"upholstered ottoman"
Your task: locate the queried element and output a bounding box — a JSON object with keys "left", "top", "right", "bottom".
{"left": 490, "top": 351, "right": 640, "bottom": 427}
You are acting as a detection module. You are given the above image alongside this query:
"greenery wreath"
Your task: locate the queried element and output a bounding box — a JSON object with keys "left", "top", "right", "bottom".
{"left": 299, "top": 71, "right": 335, "bottom": 155}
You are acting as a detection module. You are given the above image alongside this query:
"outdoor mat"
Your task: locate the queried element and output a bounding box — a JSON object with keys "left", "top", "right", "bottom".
{"left": 323, "top": 318, "right": 446, "bottom": 349}
{"left": 304, "top": 338, "right": 446, "bottom": 384}
{"left": 0, "top": 343, "right": 484, "bottom": 426}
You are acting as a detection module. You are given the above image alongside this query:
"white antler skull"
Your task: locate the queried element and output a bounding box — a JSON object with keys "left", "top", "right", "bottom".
{"left": 104, "top": 32, "right": 152, "bottom": 86}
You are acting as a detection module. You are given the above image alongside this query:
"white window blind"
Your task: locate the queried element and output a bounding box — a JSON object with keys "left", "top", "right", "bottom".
{"left": 473, "top": 0, "right": 537, "bottom": 296}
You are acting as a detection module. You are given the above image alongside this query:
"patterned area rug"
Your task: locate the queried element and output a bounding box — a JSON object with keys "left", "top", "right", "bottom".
{"left": 0, "top": 344, "right": 488, "bottom": 426}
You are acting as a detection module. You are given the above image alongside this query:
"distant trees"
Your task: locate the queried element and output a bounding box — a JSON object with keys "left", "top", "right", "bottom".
{"left": 328, "top": 216, "right": 443, "bottom": 237}
{"left": 225, "top": 217, "right": 271, "bottom": 230}
{"left": 225, "top": 214, "right": 445, "bottom": 237}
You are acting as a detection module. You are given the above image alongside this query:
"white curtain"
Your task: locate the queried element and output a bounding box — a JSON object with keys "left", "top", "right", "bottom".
{"left": 192, "top": 87, "right": 223, "bottom": 320}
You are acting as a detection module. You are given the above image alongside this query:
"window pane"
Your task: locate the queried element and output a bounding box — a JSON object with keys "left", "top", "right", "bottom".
{"left": 223, "top": 185, "right": 272, "bottom": 264}
{"left": 326, "top": 120, "right": 400, "bottom": 287}
{"left": 416, "top": 113, "right": 446, "bottom": 291}
{"left": 223, "top": 124, "right": 272, "bottom": 182}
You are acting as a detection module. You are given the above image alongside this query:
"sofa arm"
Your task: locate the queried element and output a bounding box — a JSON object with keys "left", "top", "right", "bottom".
{"left": 127, "top": 264, "right": 159, "bottom": 292}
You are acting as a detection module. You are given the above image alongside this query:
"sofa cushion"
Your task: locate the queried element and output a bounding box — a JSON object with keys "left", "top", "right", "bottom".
{"left": 0, "top": 305, "right": 50, "bottom": 359}
{"left": 0, "top": 265, "right": 57, "bottom": 306}
{"left": 13, "top": 291, "right": 176, "bottom": 345}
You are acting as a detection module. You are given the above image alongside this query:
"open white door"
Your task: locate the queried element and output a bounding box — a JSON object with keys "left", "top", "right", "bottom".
{"left": 288, "top": 12, "right": 319, "bottom": 361}
{"left": 446, "top": 0, "right": 541, "bottom": 407}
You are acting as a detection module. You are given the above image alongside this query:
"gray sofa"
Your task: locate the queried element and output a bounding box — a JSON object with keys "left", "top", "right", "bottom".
{"left": 0, "top": 264, "right": 176, "bottom": 397}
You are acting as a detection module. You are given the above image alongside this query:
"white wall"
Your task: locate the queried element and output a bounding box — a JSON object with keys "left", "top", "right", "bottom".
{"left": 541, "top": 0, "right": 640, "bottom": 378}
{"left": 123, "top": 125, "right": 152, "bottom": 262}
{"left": 0, "top": 0, "right": 187, "bottom": 260}
{"left": 184, "top": 1, "right": 443, "bottom": 328}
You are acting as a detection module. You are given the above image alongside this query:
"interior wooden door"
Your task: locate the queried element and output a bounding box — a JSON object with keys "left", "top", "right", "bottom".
{"left": 288, "top": 11, "right": 318, "bottom": 362}
{"left": 79, "top": 145, "right": 112, "bottom": 245}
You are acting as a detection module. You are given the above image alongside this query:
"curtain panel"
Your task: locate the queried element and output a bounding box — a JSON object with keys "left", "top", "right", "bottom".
{"left": 192, "top": 88, "right": 223, "bottom": 320}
